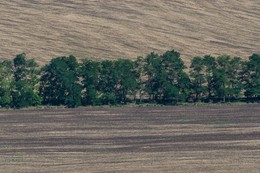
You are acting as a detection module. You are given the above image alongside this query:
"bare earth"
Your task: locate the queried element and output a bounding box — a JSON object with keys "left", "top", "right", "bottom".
{"left": 0, "top": 0, "right": 259, "bottom": 64}
{"left": 0, "top": 104, "right": 259, "bottom": 173}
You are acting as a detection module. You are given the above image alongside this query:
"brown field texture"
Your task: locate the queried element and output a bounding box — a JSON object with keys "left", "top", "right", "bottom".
{"left": 0, "top": 104, "right": 259, "bottom": 172}
{"left": 0, "top": 0, "right": 259, "bottom": 64}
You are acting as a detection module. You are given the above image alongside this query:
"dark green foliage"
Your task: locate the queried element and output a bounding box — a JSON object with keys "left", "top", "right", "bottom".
{"left": 190, "top": 56, "right": 207, "bottom": 101}
{"left": 134, "top": 56, "right": 146, "bottom": 103}
{"left": 242, "top": 54, "right": 260, "bottom": 100}
{"left": 40, "top": 55, "right": 82, "bottom": 108}
{"left": 189, "top": 55, "right": 243, "bottom": 103}
{"left": 12, "top": 53, "right": 42, "bottom": 108}
{"left": 212, "top": 55, "right": 243, "bottom": 102}
{"left": 202, "top": 55, "right": 217, "bottom": 101}
{"left": 0, "top": 51, "right": 258, "bottom": 108}
{"left": 142, "top": 52, "right": 162, "bottom": 101}
{"left": 161, "top": 50, "right": 190, "bottom": 103}
{"left": 141, "top": 50, "right": 189, "bottom": 104}
{"left": 0, "top": 60, "right": 13, "bottom": 107}
{"left": 177, "top": 71, "right": 191, "bottom": 102}
{"left": 98, "top": 60, "right": 118, "bottom": 105}
{"left": 12, "top": 81, "right": 42, "bottom": 108}
{"left": 80, "top": 59, "right": 100, "bottom": 105}
{"left": 114, "top": 59, "right": 139, "bottom": 104}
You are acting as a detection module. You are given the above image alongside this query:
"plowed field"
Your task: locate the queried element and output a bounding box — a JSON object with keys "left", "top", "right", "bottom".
{"left": 0, "top": 1, "right": 259, "bottom": 64}
{"left": 0, "top": 104, "right": 260, "bottom": 172}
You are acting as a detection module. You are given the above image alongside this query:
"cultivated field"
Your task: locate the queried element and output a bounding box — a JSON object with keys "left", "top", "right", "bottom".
{"left": 0, "top": 104, "right": 259, "bottom": 172}
{"left": 0, "top": 0, "right": 259, "bottom": 64}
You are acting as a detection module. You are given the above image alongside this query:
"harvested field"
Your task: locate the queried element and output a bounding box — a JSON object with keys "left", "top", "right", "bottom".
{"left": 0, "top": 1, "right": 260, "bottom": 64}
{"left": 0, "top": 104, "right": 260, "bottom": 172}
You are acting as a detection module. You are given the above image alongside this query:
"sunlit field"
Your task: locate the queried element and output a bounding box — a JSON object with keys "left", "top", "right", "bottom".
{"left": 0, "top": 0, "right": 259, "bottom": 64}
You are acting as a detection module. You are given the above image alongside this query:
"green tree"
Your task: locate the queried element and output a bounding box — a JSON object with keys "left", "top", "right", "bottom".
{"left": 98, "top": 60, "right": 118, "bottom": 105}
{"left": 80, "top": 59, "right": 100, "bottom": 105}
{"left": 177, "top": 71, "right": 191, "bottom": 102}
{"left": 160, "top": 50, "right": 189, "bottom": 103}
{"left": 0, "top": 60, "right": 13, "bottom": 107}
{"left": 203, "top": 55, "right": 217, "bottom": 102}
{"left": 242, "top": 54, "right": 260, "bottom": 100}
{"left": 114, "top": 59, "right": 139, "bottom": 104}
{"left": 134, "top": 56, "right": 146, "bottom": 103}
{"left": 141, "top": 50, "right": 189, "bottom": 104}
{"left": 212, "top": 55, "right": 243, "bottom": 102}
{"left": 40, "top": 55, "right": 82, "bottom": 108}
{"left": 97, "top": 59, "right": 139, "bottom": 105}
{"left": 12, "top": 53, "right": 42, "bottom": 108}
{"left": 142, "top": 52, "right": 162, "bottom": 102}
{"left": 190, "top": 56, "right": 207, "bottom": 102}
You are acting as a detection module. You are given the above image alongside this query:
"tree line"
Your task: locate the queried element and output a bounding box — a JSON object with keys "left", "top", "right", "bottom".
{"left": 0, "top": 50, "right": 259, "bottom": 108}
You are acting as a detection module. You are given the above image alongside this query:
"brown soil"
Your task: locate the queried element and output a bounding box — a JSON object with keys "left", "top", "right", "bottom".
{"left": 0, "top": 1, "right": 259, "bottom": 64}
{"left": 0, "top": 104, "right": 259, "bottom": 172}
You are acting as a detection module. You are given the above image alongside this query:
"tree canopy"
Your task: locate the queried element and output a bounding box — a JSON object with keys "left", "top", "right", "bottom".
{"left": 0, "top": 51, "right": 259, "bottom": 108}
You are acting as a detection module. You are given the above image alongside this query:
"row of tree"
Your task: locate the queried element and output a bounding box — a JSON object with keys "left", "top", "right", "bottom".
{"left": 0, "top": 50, "right": 259, "bottom": 108}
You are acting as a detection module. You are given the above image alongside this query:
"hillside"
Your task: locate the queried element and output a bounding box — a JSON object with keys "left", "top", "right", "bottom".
{"left": 0, "top": 0, "right": 259, "bottom": 64}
